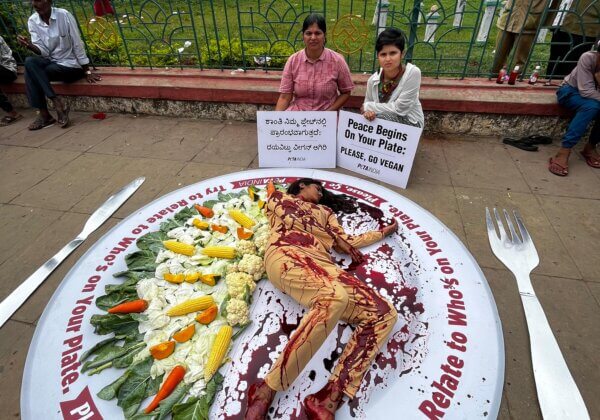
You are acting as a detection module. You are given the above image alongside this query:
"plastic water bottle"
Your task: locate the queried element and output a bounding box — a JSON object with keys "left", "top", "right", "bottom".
{"left": 528, "top": 65, "right": 540, "bottom": 85}
{"left": 496, "top": 66, "right": 507, "bottom": 84}
{"left": 507, "top": 65, "right": 520, "bottom": 85}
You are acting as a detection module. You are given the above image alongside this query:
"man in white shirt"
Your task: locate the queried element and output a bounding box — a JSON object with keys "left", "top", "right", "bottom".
{"left": 17, "top": 0, "right": 100, "bottom": 130}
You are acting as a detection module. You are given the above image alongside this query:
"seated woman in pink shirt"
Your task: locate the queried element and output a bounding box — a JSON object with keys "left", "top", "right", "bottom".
{"left": 275, "top": 14, "right": 354, "bottom": 111}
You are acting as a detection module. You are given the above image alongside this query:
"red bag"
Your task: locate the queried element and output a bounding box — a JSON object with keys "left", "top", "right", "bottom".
{"left": 93, "top": 0, "right": 114, "bottom": 17}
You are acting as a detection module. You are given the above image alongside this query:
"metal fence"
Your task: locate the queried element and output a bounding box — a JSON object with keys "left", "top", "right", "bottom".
{"left": 0, "top": 0, "right": 598, "bottom": 79}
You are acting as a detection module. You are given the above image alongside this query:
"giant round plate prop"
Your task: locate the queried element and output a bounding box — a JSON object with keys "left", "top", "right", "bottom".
{"left": 22, "top": 169, "right": 504, "bottom": 419}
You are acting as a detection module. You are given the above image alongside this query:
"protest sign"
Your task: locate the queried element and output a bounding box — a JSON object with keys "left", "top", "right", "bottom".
{"left": 257, "top": 111, "right": 337, "bottom": 168}
{"left": 336, "top": 110, "right": 423, "bottom": 188}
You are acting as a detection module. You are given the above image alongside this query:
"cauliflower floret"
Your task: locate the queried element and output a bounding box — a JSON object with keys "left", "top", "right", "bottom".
{"left": 238, "top": 254, "right": 265, "bottom": 281}
{"left": 225, "top": 272, "right": 255, "bottom": 299}
{"left": 226, "top": 263, "right": 239, "bottom": 274}
{"left": 236, "top": 239, "right": 257, "bottom": 256}
{"left": 253, "top": 225, "right": 270, "bottom": 256}
{"left": 226, "top": 298, "right": 250, "bottom": 326}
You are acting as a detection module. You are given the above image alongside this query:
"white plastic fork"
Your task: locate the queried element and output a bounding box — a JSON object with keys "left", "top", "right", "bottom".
{"left": 485, "top": 208, "right": 589, "bottom": 420}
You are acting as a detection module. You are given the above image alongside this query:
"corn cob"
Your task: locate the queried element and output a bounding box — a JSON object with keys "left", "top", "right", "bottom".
{"left": 163, "top": 240, "right": 195, "bottom": 256}
{"left": 164, "top": 273, "right": 185, "bottom": 284}
{"left": 228, "top": 210, "right": 255, "bottom": 229}
{"left": 201, "top": 246, "right": 236, "bottom": 259}
{"left": 166, "top": 295, "right": 215, "bottom": 316}
{"left": 184, "top": 272, "right": 201, "bottom": 283}
{"left": 192, "top": 219, "right": 210, "bottom": 230}
{"left": 204, "top": 325, "right": 233, "bottom": 381}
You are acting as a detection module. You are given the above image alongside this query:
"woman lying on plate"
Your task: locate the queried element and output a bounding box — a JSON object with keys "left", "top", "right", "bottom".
{"left": 245, "top": 179, "right": 398, "bottom": 420}
{"left": 362, "top": 28, "right": 424, "bottom": 128}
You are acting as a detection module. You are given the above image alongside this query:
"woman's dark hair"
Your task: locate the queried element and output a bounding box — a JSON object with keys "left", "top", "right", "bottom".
{"left": 287, "top": 178, "right": 356, "bottom": 214}
{"left": 302, "top": 13, "right": 327, "bottom": 33}
{"left": 375, "top": 28, "right": 406, "bottom": 53}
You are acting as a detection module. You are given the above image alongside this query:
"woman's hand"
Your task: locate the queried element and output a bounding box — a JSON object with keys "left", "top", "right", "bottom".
{"left": 381, "top": 218, "right": 398, "bottom": 237}
{"left": 363, "top": 110, "right": 376, "bottom": 121}
{"left": 334, "top": 237, "right": 364, "bottom": 265}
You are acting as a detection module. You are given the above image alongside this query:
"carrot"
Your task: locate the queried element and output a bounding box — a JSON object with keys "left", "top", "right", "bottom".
{"left": 149, "top": 341, "right": 175, "bottom": 360}
{"left": 237, "top": 226, "right": 253, "bottom": 240}
{"left": 211, "top": 224, "right": 228, "bottom": 234}
{"left": 144, "top": 365, "right": 186, "bottom": 413}
{"left": 194, "top": 204, "right": 214, "bottom": 218}
{"left": 266, "top": 181, "right": 275, "bottom": 197}
{"left": 107, "top": 299, "right": 148, "bottom": 314}
{"left": 195, "top": 304, "right": 218, "bottom": 325}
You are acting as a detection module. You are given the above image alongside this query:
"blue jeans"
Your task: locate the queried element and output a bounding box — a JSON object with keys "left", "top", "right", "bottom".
{"left": 556, "top": 84, "right": 600, "bottom": 148}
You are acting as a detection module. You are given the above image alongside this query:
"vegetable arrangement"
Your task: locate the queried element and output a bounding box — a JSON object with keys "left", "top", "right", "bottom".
{"left": 83, "top": 186, "right": 274, "bottom": 419}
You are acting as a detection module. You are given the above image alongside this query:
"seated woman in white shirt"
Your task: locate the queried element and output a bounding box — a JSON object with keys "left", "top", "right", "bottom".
{"left": 362, "top": 28, "right": 424, "bottom": 128}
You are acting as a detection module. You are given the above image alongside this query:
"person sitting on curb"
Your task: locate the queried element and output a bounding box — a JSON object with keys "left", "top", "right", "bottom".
{"left": 17, "top": 0, "right": 100, "bottom": 130}
{"left": 0, "top": 35, "right": 23, "bottom": 126}
{"left": 361, "top": 28, "right": 424, "bottom": 128}
{"left": 549, "top": 41, "right": 600, "bottom": 176}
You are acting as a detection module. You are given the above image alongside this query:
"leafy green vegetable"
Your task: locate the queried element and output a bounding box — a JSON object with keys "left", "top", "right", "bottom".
{"left": 174, "top": 206, "right": 197, "bottom": 223}
{"left": 125, "top": 250, "right": 159, "bottom": 272}
{"left": 156, "top": 382, "right": 192, "bottom": 420}
{"left": 98, "top": 370, "right": 131, "bottom": 400}
{"left": 201, "top": 200, "right": 219, "bottom": 209}
{"left": 137, "top": 231, "right": 168, "bottom": 253}
{"left": 172, "top": 373, "right": 224, "bottom": 420}
{"left": 83, "top": 342, "right": 146, "bottom": 374}
{"left": 232, "top": 322, "right": 252, "bottom": 341}
{"left": 81, "top": 336, "right": 122, "bottom": 362}
{"left": 217, "top": 190, "right": 244, "bottom": 202}
{"left": 117, "top": 358, "right": 163, "bottom": 418}
{"left": 96, "top": 289, "right": 138, "bottom": 311}
{"left": 91, "top": 313, "right": 139, "bottom": 335}
{"left": 219, "top": 295, "right": 231, "bottom": 318}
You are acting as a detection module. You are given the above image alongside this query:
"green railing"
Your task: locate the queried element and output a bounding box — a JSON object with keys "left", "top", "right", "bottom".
{"left": 0, "top": 0, "right": 598, "bottom": 79}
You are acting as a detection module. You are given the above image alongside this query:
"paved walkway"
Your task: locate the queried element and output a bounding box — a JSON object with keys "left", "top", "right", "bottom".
{"left": 1, "top": 110, "right": 598, "bottom": 419}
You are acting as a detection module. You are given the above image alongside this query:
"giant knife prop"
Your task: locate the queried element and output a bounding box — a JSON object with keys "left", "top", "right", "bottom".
{"left": 0, "top": 177, "right": 145, "bottom": 328}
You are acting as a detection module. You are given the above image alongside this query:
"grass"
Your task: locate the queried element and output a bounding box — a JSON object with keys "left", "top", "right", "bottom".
{"left": 0, "top": 0, "right": 554, "bottom": 78}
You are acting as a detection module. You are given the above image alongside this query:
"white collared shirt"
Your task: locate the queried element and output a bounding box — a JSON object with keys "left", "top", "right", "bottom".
{"left": 28, "top": 7, "right": 90, "bottom": 68}
{"left": 363, "top": 62, "right": 424, "bottom": 128}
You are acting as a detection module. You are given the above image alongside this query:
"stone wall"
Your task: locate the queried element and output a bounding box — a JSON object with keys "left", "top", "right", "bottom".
{"left": 7, "top": 93, "right": 570, "bottom": 139}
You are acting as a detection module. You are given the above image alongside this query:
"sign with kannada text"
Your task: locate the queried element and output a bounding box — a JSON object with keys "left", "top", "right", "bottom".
{"left": 257, "top": 111, "right": 337, "bottom": 168}
{"left": 336, "top": 110, "right": 423, "bottom": 188}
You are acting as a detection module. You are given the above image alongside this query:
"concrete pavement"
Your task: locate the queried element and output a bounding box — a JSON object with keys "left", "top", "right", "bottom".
{"left": 0, "top": 110, "right": 599, "bottom": 419}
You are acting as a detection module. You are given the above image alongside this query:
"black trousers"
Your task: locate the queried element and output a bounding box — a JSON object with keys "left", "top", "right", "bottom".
{"left": 546, "top": 29, "right": 597, "bottom": 78}
{"left": 0, "top": 66, "right": 17, "bottom": 113}
{"left": 24, "top": 56, "right": 84, "bottom": 109}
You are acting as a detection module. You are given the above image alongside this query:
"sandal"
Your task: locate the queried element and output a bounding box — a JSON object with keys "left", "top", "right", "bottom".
{"left": 548, "top": 157, "right": 568, "bottom": 176}
{"left": 28, "top": 116, "right": 56, "bottom": 131}
{"left": 56, "top": 103, "right": 70, "bottom": 128}
{"left": 520, "top": 135, "right": 552, "bottom": 145}
{"left": 0, "top": 114, "right": 23, "bottom": 127}
{"left": 581, "top": 151, "right": 600, "bottom": 168}
{"left": 503, "top": 138, "right": 538, "bottom": 152}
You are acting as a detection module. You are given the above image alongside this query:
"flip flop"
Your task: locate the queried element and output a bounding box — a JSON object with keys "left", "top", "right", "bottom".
{"left": 548, "top": 157, "right": 568, "bottom": 176}
{"left": 0, "top": 114, "right": 23, "bottom": 127}
{"left": 503, "top": 138, "right": 538, "bottom": 152}
{"left": 28, "top": 116, "right": 56, "bottom": 131}
{"left": 57, "top": 103, "right": 70, "bottom": 128}
{"left": 581, "top": 151, "right": 600, "bottom": 168}
{"left": 520, "top": 135, "right": 552, "bottom": 145}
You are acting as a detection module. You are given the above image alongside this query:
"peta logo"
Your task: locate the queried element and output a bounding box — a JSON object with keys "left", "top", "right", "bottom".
{"left": 59, "top": 387, "right": 102, "bottom": 420}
